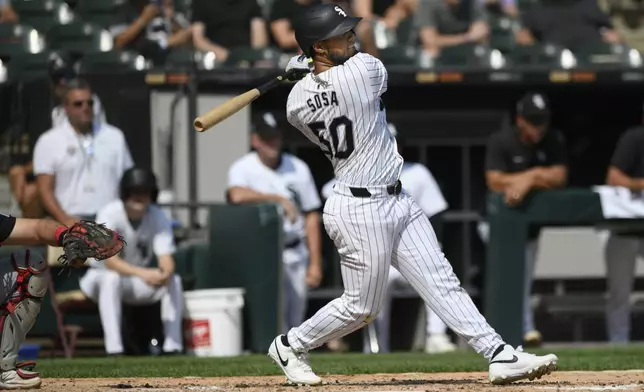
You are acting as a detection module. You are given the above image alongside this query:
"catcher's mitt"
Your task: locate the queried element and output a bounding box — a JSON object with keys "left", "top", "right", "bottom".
{"left": 57, "top": 220, "right": 126, "bottom": 267}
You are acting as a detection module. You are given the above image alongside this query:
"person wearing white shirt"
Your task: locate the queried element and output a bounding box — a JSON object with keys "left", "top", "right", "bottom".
{"left": 49, "top": 56, "right": 106, "bottom": 128}
{"left": 79, "top": 167, "right": 184, "bottom": 355}
{"left": 33, "top": 79, "right": 133, "bottom": 227}
{"left": 322, "top": 124, "right": 456, "bottom": 354}
{"left": 227, "top": 113, "right": 323, "bottom": 333}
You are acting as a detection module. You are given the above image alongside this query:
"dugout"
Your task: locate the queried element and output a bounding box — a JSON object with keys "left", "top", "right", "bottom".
{"left": 3, "top": 64, "right": 644, "bottom": 351}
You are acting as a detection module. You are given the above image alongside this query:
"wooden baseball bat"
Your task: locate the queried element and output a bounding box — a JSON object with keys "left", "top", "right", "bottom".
{"left": 194, "top": 69, "right": 306, "bottom": 132}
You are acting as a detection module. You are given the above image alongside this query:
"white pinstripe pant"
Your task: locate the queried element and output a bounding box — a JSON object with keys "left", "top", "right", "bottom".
{"left": 287, "top": 187, "right": 505, "bottom": 359}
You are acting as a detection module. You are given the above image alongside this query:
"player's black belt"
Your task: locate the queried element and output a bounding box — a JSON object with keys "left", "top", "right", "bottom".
{"left": 285, "top": 238, "right": 302, "bottom": 249}
{"left": 349, "top": 180, "right": 402, "bottom": 198}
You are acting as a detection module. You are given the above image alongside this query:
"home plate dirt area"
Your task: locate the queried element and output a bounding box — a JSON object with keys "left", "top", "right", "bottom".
{"left": 41, "top": 371, "right": 644, "bottom": 392}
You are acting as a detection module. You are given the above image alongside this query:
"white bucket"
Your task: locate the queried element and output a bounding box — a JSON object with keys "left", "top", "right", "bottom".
{"left": 182, "top": 288, "right": 245, "bottom": 357}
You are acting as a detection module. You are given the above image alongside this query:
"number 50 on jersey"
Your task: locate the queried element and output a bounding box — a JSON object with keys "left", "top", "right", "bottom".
{"left": 308, "top": 115, "right": 355, "bottom": 160}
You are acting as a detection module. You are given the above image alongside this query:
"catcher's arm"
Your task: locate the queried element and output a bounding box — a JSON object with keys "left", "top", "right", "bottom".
{"left": 0, "top": 217, "right": 67, "bottom": 247}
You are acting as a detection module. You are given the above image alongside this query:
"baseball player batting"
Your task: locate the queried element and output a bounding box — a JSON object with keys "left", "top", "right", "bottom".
{"left": 322, "top": 124, "right": 456, "bottom": 355}
{"left": 268, "top": 3, "right": 558, "bottom": 386}
{"left": 0, "top": 215, "right": 124, "bottom": 389}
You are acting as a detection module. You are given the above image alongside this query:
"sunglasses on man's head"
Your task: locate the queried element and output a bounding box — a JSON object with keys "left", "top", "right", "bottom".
{"left": 71, "top": 99, "right": 94, "bottom": 108}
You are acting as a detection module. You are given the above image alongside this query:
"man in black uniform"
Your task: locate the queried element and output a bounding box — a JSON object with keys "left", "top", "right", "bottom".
{"left": 603, "top": 124, "right": 644, "bottom": 344}
{"left": 484, "top": 92, "right": 568, "bottom": 347}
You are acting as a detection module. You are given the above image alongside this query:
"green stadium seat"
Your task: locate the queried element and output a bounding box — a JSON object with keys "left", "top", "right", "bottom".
{"left": 573, "top": 42, "right": 639, "bottom": 68}
{"left": 78, "top": 50, "right": 149, "bottom": 73}
{"left": 506, "top": 43, "right": 573, "bottom": 67}
{"left": 164, "top": 48, "right": 197, "bottom": 69}
{"left": 371, "top": 17, "right": 417, "bottom": 49}
{"left": 490, "top": 33, "right": 517, "bottom": 54}
{"left": 378, "top": 46, "right": 418, "bottom": 67}
{"left": 47, "top": 21, "right": 113, "bottom": 54}
{"left": 10, "top": 0, "right": 76, "bottom": 33}
{"left": 224, "top": 46, "right": 281, "bottom": 67}
{"left": 517, "top": 0, "right": 540, "bottom": 10}
{"left": 434, "top": 43, "right": 488, "bottom": 67}
{"left": 489, "top": 16, "right": 519, "bottom": 53}
{"left": 74, "top": 0, "right": 127, "bottom": 29}
{"left": 0, "top": 24, "right": 47, "bottom": 60}
{"left": 162, "top": 49, "right": 225, "bottom": 71}
{"left": 395, "top": 17, "right": 416, "bottom": 47}
{"left": 6, "top": 51, "right": 59, "bottom": 82}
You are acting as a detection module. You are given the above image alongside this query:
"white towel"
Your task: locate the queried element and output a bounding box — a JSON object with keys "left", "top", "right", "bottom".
{"left": 593, "top": 185, "right": 644, "bottom": 218}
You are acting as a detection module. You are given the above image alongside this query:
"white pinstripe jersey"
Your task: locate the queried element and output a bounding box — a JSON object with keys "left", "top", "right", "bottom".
{"left": 286, "top": 52, "right": 403, "bottom": 187}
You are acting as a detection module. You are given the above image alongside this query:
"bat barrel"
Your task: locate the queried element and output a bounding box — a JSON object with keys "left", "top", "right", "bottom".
{"left": 193, "top": 75, "right": 290, "bottom": 133}
{"left": 194, "top": 118, "right": 206, "bottom": 132}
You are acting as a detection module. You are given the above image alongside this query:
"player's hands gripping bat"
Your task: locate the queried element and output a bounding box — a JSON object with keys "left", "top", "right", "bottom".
{"left": 57, "top": 220, "right": 126, "bottom": 268}
{"left": 284, "top": 54, "right": 313, "bottom": 76}
{"left": 193, "top": 55, "right": 312, "bottom": 132}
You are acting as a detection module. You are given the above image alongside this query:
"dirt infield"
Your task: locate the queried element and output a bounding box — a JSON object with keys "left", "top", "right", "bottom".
{"left": 40, "top": 371, "right": 644, "bottom": 392}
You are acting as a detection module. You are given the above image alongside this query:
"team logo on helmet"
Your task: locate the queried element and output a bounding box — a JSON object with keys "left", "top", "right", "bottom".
{"left": 335, "top": 6, "right": 347, "bottom": 17}
{"left": 532, "top": 94, "right": 545, "bottom": 109}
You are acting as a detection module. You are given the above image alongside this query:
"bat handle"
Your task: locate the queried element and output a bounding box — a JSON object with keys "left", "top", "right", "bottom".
{"left": 257, "top": 73, "right": 287, "bottom": 95}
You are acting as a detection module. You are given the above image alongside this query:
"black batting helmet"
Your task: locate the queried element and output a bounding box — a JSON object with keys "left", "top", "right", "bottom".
{"left": 294, "top": 3, "right": 361, "bottom": 58}
{"left": 120, "top": 167, "right": 159, "bottom": 203}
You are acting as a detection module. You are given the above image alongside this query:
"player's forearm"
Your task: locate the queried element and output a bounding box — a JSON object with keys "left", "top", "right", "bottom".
{"left": 305, "top": 212, "right": 322, "bottom": 267}
{"left": 531, "top": 167, "right": 566, "bottom": 189}
{"left": 352, "top": 0, "right": 373, "bottom": 19}
{"left": 8, "top": 166, "right": 26, "bottom": 202}
{"left": 486, "top": 171, "right": 528, "bottom": 192}
{"left": 157, "top": 255, "right": 175, "bottom": 277}
{"left": 114, "top": 18, "right": 149, "bottom": 48}
{"left": 39, "top": 191, "right": 69, "bottom": 224}
{"left": 434, "top": 33, "right": 469, "bottom": 48}
{"left": 273, "top": 29, "right": 298, "bottom": 49}
{"left": 607, "top": 167, "right": 644, "bottom": 191}
{"left": 251, "top": 19, "right": 268, "bottom": 48}
{"left": 467, "top": 22, "right": 489, "bottom": 42}
{"left": 36, "top": 187, "right": 64, "bottom": 223}
{"left": 228, "top": 187, "right": 285, "bottom": 205}
{"left": 105, "top": 256, "right": 145, "bottom": 277}
{"left": 504, "top": 4, "right": 519, "bottom": 17}
{"left": 193, "top": 37, "right": 228, "bottom": 60}
{"left": 2, "top": 218, "right": 64, "bottom": 246}
{"left": 167, "top": 28, "right": 192, "bottom": 47}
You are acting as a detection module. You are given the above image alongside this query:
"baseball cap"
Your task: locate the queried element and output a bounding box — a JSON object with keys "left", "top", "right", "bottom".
{"left": 252, "top": 112, "right": 282, "bottom": 140}
{"left": 516, "top": 92, "right": 550, "bottom": 126}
